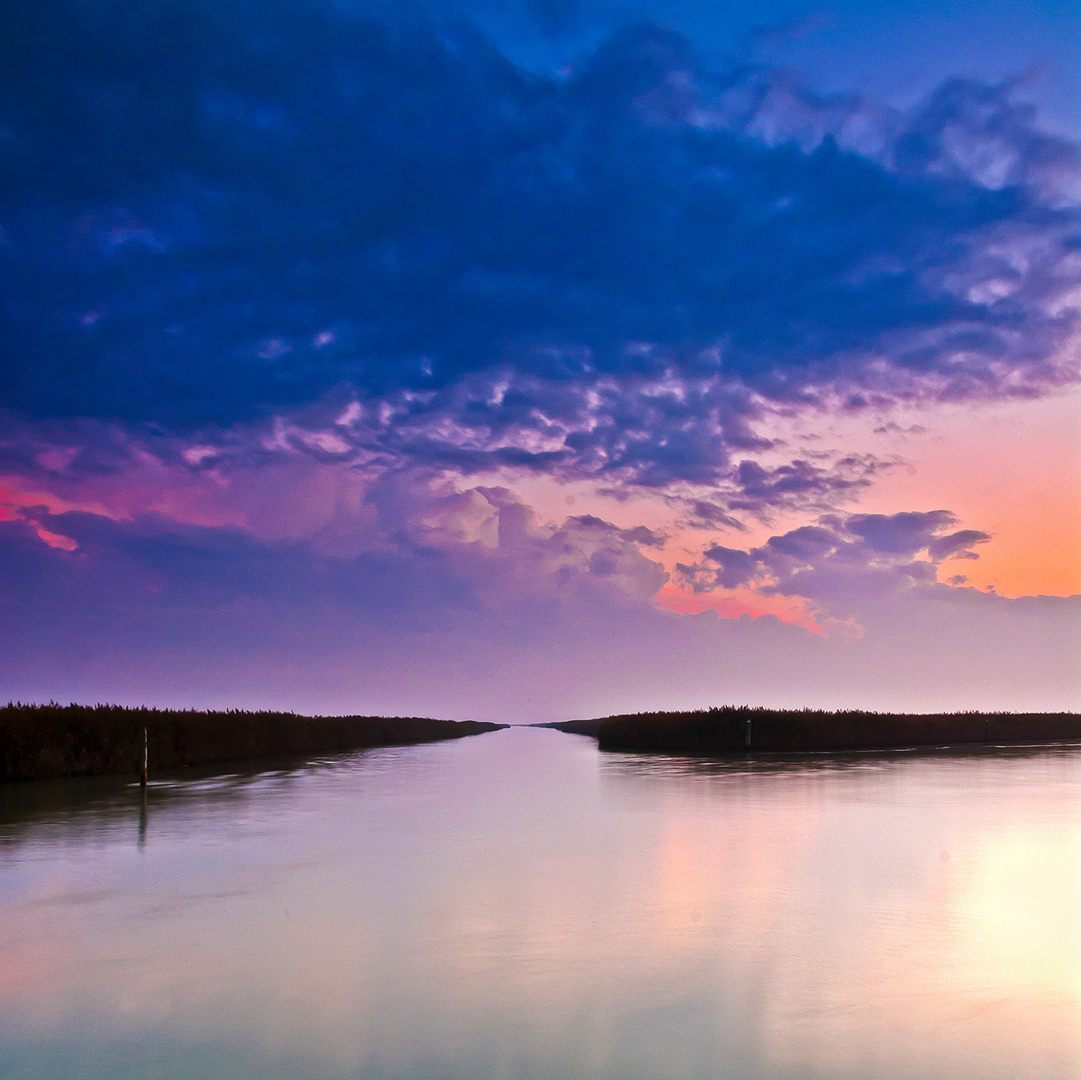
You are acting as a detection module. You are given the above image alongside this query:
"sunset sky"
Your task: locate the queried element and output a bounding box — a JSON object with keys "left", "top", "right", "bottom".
{"left": 1, "top": 0, "right": 1079, "bottom": 720}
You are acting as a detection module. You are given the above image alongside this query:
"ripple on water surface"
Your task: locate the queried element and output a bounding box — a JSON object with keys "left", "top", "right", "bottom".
{"left": 1, "top": 727, "right": 1079, "bottom": 1080}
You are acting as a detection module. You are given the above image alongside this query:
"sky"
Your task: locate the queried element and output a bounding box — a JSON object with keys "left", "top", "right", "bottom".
{"left": 1, "top": 0, "right": 1079, "bottom": 721}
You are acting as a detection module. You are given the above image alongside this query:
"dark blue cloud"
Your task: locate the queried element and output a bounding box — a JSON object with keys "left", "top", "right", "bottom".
{"left": 1, "top": 0, "right": 1078, "bottom": 490}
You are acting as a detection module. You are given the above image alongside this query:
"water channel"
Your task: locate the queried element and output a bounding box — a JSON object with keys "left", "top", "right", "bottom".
{"left": 1, "top": 726, "right": 1078, "bottom": 1079}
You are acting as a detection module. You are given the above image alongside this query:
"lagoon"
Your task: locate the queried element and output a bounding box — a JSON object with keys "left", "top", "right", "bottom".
{"left": 1, "top": 726, "right": 1079, "bottom": 1080}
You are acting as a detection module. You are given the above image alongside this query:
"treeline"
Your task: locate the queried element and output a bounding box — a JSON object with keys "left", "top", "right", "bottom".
{"left": 0, "top": 702, "right": 505, "bottom": 781}
{"left": 591, "top": 706, "right": 1081, "bottom": 755}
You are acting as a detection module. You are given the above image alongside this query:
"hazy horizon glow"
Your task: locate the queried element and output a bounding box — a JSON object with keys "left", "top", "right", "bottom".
{"left": 1, "top": 0, "right": 1079, "bottom": 719}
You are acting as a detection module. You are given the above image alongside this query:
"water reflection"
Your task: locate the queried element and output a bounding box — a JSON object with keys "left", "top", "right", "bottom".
{"left": 599, "top": 740, "right": 1081, "bottom": 1080}
{"left": 600, "top": 738, "right": 1081, "bottom": 780}
{"left": 0, "top": 728, "right": 1079, "bottom": 1080}
{"left": 0, "top": 746, "right": 414, "bottom": 851}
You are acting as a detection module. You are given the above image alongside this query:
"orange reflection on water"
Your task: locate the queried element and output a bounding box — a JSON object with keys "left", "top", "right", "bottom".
{"left": 1, "top": 734, "right": 1080, "bottom": 1080}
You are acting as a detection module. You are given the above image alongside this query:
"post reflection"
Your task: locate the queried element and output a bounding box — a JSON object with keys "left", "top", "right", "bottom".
{"left": 137, "top": 784, "right": 147, "bottom": 850}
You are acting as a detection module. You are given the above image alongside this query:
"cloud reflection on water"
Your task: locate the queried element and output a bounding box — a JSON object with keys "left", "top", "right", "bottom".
{"left": 0, "top": 730, "right": 1079, "bottom": 1080}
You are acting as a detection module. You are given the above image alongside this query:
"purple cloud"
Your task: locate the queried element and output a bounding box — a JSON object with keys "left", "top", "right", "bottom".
{"left": 846, "top": 511, "right": 960, "bottom": 554}
{"left": 1, "top": 496, "right": 1076, "bottom": 717}
{"left": 680, "top": 510, "right": 994, "bottom": 615}
{"left": 1, "top": 0, "right": 1076, "bottom": 719}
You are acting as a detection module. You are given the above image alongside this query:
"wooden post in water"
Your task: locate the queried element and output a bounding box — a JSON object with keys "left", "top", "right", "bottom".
{"left": 140, "top": 725, "right": 148, "bottom": 787}
{"left": 745, "top": 716, "right": 752, "bottom": 749}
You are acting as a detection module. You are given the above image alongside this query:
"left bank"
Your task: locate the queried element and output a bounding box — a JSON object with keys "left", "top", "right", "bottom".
{"left": 0, "top": 702, "right": 506, "bottom": 781}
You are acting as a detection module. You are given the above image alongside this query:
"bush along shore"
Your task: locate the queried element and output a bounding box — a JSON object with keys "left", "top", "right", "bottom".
{"left": 577, "top": 706, "right": 1081, "bottom": 755}
{"left": 0, "top": 702, "right": 506, "bottom": 781}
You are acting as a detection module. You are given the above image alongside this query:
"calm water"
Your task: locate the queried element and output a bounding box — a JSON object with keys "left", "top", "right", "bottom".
{"left": 1, "top": 727, "right": 1079, "bottom": 1080}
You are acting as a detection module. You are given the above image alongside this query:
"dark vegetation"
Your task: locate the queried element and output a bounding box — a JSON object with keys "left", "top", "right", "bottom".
{"left": 589, "top": 706, "right": 1081, "bottom": 755}
{"left": 0, "top": 702, "right": 505, "bottom": 781}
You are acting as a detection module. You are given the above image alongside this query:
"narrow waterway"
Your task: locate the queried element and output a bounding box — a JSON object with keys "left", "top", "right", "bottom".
{"left": 1, "top": 727, "right": 1079, "bottom": 1080}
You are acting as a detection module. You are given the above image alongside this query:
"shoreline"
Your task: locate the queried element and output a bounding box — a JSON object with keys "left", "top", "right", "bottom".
{"left": 542, "top": 707, "right": 1081, "bottom": 755}
{"left": 0, "top": 702, "right": 506, "bottom": 782}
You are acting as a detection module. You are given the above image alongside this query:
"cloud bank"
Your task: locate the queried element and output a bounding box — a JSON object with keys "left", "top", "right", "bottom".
{"left": 2, "top": 491, "right": 1078, "bottom": 718}
{"left": 679, "top": 510, "right": 992, "bottom": 612}
{"left": 2, "top": 0, "right": 1078, "bottom": 714}
{"left": 2, "top": 1, "right": 1078, "bottom": 500}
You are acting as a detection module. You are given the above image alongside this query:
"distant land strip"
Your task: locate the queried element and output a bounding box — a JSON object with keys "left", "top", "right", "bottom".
{"left": 0, "top": 702, "right": 506, "bottom": 781}
{"left": 539, "top": 707, "right": 1081, "bottom": 754}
